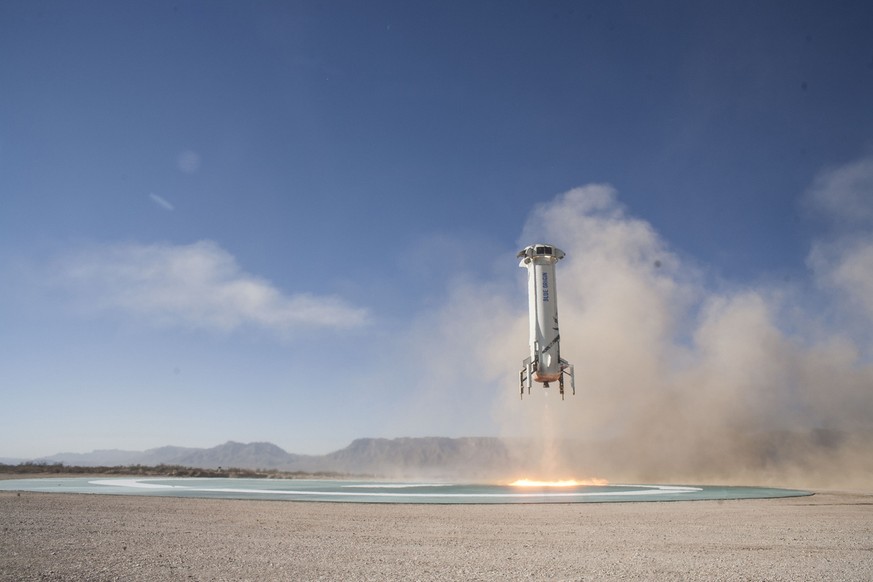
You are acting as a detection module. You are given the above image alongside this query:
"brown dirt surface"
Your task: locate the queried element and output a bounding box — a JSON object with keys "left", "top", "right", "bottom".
{"left": 2, "top": 489, "right": 872, "bottom": 581}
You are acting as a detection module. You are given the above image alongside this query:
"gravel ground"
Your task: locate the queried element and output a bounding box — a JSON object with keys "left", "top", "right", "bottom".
{"left": 2, "top": 488, "right": 872, "bottom": 581}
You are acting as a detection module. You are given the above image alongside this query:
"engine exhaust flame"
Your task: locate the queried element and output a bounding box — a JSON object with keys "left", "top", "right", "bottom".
{"left": 509, "top": 478, "right": 609, "bottom": 487}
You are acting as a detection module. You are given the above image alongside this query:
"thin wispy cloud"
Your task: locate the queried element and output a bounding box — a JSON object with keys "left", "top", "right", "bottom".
{"left": 805, "top": 154, "right": 873, "bottom": 228}
{"left": 57, "top": 240, "right": 369, "bottom": 333}
{"left": 149, "top": 193, "right": 174, "bottom": 211}
{"left": 176, "top": 150, "right": 201, "bottom": 174}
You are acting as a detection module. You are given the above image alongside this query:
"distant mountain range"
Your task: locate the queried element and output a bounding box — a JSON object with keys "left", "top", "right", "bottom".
{"left": 26, "top": 437, "right": 514, "bottom": 478}
{"left": 14, "top": 428, "right": 872, "bottom": 485}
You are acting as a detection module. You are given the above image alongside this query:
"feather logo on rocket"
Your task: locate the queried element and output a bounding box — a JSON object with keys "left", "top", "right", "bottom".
{"left": 518, "top": 244, "right": 576, "bottom": 399}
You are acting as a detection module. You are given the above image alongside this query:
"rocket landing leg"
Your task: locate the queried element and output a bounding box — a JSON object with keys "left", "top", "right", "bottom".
{"left": 560, "top": 359, "right": 576, "bottom": 398}
{"left": 519, "top": 357, "right": 534, "bottom": 398}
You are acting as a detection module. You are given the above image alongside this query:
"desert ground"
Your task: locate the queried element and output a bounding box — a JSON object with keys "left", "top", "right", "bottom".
{"left": 2, "top": 484, "right": 872, "bottom": 581}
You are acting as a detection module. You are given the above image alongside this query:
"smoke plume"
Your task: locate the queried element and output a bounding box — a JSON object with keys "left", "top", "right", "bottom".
{"left": 412, "top": 161, "right": 873, "bottom": 489}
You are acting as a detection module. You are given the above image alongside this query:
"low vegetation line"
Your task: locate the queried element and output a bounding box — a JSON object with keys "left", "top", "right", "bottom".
{"left": 0, "top": 462, "right": 351, "bottom": 479}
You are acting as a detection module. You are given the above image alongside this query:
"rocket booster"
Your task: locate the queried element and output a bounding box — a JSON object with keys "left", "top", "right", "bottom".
{"left": 518, "top": 243, "right": 575, "bottom": 399}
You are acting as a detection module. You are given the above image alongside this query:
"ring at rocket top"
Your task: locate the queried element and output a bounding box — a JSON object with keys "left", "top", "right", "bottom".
{"left": 518, "top": 243, "right": 575, "bottom": 399}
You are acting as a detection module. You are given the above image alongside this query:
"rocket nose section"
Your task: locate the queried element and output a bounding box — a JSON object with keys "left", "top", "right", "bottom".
{"left": 518, "top": 244, "right": 566, "bottom": 261}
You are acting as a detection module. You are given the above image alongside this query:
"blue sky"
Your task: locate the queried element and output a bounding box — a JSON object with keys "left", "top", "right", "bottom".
{"left": 2, "top": 1, "right": 873, "bottom": 459}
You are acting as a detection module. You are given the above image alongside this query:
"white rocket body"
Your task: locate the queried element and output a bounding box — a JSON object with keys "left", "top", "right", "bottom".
{"left": 518, "top": 243, "right": 575, "bottom": 398}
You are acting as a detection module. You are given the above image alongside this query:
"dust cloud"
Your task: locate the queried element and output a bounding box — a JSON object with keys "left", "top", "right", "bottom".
{"left": 415, "top": 162, "right": 873, "bottom": 489}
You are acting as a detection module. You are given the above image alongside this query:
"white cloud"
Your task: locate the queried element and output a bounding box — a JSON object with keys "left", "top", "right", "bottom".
{"left": 57, "top": 240, "right": 368, "bottom": 333}
{"left": 149, "top": 193, "right": 174, "bottom": 211}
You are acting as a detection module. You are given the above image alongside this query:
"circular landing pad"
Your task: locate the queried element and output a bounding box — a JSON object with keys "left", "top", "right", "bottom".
{"left": 0, "top": 478, "right": 811, "bottom": 504}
